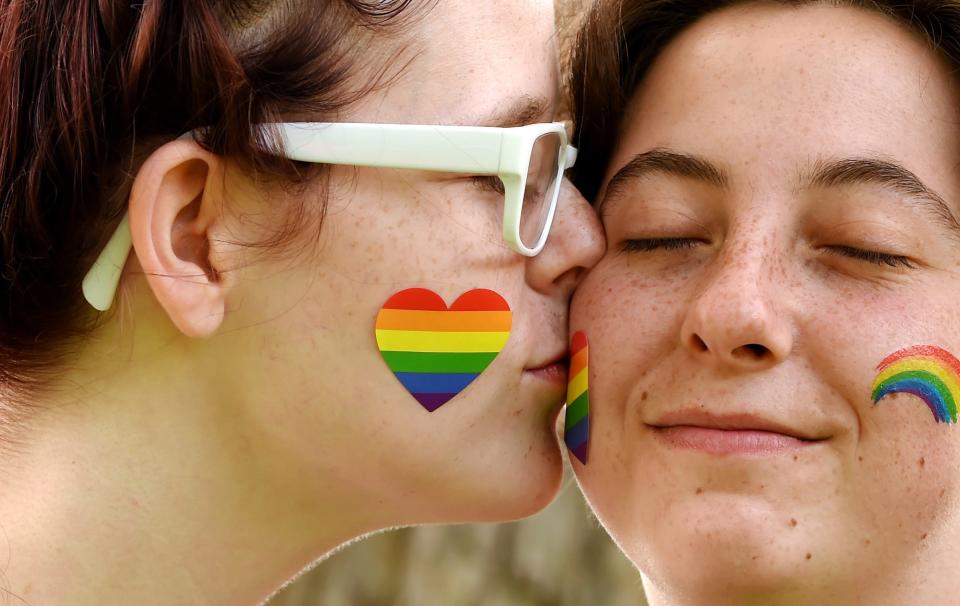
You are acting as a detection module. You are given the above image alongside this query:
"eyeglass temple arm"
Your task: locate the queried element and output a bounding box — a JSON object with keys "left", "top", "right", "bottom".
{"left": 82, "top": 134, "right": 577, "bottom": 312}
{"left": 82, "top": 132, "right": 197, "bottom": 311}
{"left": 81, "top": 213, "right": 131, "bottom": 311}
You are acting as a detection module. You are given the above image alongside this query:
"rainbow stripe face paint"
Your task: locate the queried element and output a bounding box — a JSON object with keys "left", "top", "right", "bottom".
{"left": 565, "top": 331, "right": 590, "bottom": 464}
{"left": 375, "top": 288, "right": 512, "bottom": 412}
{"left": 872, "top": 345, "right": 960, "bottom": 424}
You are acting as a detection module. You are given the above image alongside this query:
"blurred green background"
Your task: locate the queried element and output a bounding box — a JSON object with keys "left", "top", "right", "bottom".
{"left": 268, "top": 1, "right": 649, "bottom": 604}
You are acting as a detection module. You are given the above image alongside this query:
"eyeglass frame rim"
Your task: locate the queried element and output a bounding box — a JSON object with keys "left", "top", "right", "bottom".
{"left": 81, "top": 121, "right": 577, "bottom": 311}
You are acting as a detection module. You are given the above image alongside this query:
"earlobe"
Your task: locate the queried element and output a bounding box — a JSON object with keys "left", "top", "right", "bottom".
{"left": 128, "top": 139, "right": 233, "bottom": 338}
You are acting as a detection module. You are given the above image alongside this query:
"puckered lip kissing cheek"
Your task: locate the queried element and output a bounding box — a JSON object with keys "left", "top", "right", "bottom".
{"left": 523, "top": 347, "right": 570, "bottom": 384}
{"left": 645, "top": 408, "right": 832, "bottom": 456}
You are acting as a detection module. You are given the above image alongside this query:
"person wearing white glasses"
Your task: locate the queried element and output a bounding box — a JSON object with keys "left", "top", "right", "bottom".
{"left": 0, "top": 1, "right": 603, "bottom": 605}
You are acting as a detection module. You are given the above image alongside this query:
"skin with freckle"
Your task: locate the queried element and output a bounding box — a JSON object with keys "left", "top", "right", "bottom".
{"left": 231, "top": 0, "right": 605, "bottom": 525}
{"left": 0, "top": 2, "right": 606, "bottom": 605}
{"left": 571, "top": 2, "right": 960, "bottom": 605}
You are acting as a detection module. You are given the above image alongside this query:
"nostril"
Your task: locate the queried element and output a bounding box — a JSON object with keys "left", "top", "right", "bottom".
{"left": 734, "top": 343, "right": 770, "bottom": 360}
{"left": 690, "top": 334, "right": 709, "bottom": 353}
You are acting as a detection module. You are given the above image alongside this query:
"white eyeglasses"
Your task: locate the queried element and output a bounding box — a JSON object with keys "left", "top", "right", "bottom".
{"left": 81, "top": 121, "right": 577, "bottom": 311}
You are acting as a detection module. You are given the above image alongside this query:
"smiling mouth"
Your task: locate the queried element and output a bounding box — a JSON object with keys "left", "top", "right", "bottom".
{"left": 650, "top": 426, "right": 824, "bottom": 455}
{"left": 648, "top": 411, "right": 828, "bottom": 456}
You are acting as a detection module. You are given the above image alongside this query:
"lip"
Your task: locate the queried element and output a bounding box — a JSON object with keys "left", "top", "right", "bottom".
{"left": 524, "top": 350, "right": 569, "bottom": 384}
{"left": 648, "top": 410, "right": 828, "bottom": 455}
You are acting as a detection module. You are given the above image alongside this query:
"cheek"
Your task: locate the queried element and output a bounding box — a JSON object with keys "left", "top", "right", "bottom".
{"left": 277, "top": 181, "right": 528, "bottom": 408}
{"left": 852, "top": 407, "right": 960, "bottom": 552}
{"left": 570, "top": 262, "right": 689, "bottom": 495}
{"left": 571, "top": 261, "right": 690, "bottom": 391}
{"left": 321, "top": 170, "right": 509, "bottom": 282}
{"left": 803, "top": 283, "right": 960, "bottom": 540}
{"left": 802, "top": 272, "right": 960, "bottom": 423}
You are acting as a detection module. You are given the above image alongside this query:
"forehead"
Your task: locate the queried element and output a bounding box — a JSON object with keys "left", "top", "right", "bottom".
{"left": 351, "top": 0, "right": 560, "bottom": 125}
{"left": 607, "top": 3, "right": 960, "bottom": 189}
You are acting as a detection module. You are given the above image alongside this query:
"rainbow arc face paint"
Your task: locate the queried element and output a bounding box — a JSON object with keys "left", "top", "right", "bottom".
{"left": 565, "top": 331, "right": 590, "bottom": 464}
{"left": 872, "top": 345, "right": 960, "bottom": 424}
{"left": 375, "top": 288, "right": 512, "bottom": 412}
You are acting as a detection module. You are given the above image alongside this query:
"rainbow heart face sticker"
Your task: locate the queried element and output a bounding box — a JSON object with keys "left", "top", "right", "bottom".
{"left": 564, "top": 331, "right": 590, "bottom": 464}
{"left": 375, "top": 288, "right": 512, "bottom": 412}
{"left": 872, "top": 345, "right": 960, "bottom": 424}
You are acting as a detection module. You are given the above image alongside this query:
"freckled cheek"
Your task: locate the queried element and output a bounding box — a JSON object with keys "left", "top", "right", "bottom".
{"left": 574, "top": 269, "right": 640, "bottom": 356}
{"left": 572, "top": 266, "right": 688, "bottom": 452}
{"left": 329, "top": 200, "right": 516, "bottom": 283}
{"left": 573, "top": 265, "right": 687, "bottom": 363}
{"left": 845, "top": 293, "right": 960, "bottom": 530}
{"left": 570, "top": 277, "right": 651, "bottom": 541}
{"left": 851, "top": 420, "right": 960, "bottom": 541}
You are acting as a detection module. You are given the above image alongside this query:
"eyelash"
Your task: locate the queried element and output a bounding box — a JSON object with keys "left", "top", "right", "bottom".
{"left": 620, "top": 238, "right": 702, "bottom": 253}
{"left": 824, "top": 245, "right": 917, "bottom": 269}
{"left": 621, "top": 239, "right": 917, "bottom": 269}
{"left": 471, "top": 176, "right": 505, "bottom": 195}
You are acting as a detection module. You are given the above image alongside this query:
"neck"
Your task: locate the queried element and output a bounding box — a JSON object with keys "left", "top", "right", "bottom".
{"left": 641, "top": 548, "right": 959, "bottom": 606}
{"left": 0, "top": 319, "right": 381, "bottom": 606}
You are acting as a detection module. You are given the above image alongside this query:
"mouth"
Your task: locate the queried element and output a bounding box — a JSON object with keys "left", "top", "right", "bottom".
{"left": 648, "top": 410, "right": 828, "bottom": 456}
{"left": 524, "top": 350, "right": 569, "bottom": 384}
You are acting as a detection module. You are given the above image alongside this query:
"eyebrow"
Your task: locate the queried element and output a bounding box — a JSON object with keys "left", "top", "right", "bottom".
{"left": 801, "top": 157, "right": 960, "bottom": 235}
{"left": 599, "top": 149, "right": 960, "bottom": 237}
{"left": 475, "top": 95, "right": 553, "bottom": 129}
{"left": 599, "top": 149, "right": 729, "bottom": 216}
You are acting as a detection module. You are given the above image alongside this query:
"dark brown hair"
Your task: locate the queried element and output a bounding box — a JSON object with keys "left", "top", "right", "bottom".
{"left": 0, "top": 0, "right": 427, "bottom": 402}
{"left": 570, "top": 0, "right": 960, "bottom": 201}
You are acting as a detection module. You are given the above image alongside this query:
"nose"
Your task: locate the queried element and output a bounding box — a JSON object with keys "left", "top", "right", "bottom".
{"left": 525, "top": 178, "right": 605, "bottom": 296}
{"left": 680, "top": 242, "right": 794, "bottom": 371}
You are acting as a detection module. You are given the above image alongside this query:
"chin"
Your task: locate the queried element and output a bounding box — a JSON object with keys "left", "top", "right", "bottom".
{"left": 435, "top": 429, "right": 565, "bottom": 524}
{"left": 624, "top": 495, "right": 837, "bottom": 602}
{"left": 461, "top": 388, "right": 568, "bottom": 522}
{"left": 500, "top": 445, "right": 565, "bottom": 519}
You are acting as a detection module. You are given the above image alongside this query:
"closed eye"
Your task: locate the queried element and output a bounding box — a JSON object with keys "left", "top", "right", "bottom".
{"left": 824, "top": 245, "right": 917, "bottom": 269}
{"left": 471, "top": 175, "right": 505, "bottom": 195}
{"left": 620, "top": 238, "right": 704, "bottom": 253}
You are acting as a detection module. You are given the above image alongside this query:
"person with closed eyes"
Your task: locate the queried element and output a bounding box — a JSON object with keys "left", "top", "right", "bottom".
{"left": 568, "top": 1, "right": 960, "bottom": 604}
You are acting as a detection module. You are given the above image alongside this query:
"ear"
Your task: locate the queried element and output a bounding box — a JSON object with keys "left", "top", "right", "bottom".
{"left": 128, "top": 139, "right": 235, "bottom": 338}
